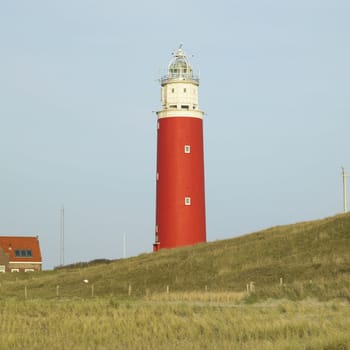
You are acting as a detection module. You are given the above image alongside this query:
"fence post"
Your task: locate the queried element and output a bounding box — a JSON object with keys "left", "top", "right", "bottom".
{"left": 91, "top": 284, "right": 94, "bottom": 297}
{"left": 166, "top": 285, "right": 169, "bottom": 294}
{"left": 280, "top": 277, "right": 283, "bottom": 286}
{"left": 56, "top": 285, "right": 60, "bottom": 297}
{"left": 128, "top": 284, "right": 132, "bottom": 296}
{"left": 24, "top": 286, "right": 28, "bottom": 299}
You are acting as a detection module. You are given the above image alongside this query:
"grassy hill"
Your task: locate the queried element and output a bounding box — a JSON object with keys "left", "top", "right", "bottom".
{"left": 1, "top": 213, "right": 350, "bottom": 349}
{"left": 1, "top": 213, "right": 350, "bottom": 301}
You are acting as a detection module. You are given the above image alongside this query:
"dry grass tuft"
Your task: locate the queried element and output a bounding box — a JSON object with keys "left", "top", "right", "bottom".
{"left": 0, "top": 298, "right": 350, "bottom": 349}
{"left": 145, "top": 290, "right": 247, "bottom": 303}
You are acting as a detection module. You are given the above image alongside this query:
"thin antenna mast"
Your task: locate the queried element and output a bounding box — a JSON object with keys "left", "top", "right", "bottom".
{"left": 342, "top": 167, "right": 349, "bottom": 213}
{"left": 60, "top": 205, "right": 65, "bottom": 266}
{"left": 123, "top": 233, "right": 127, "bottom": 259}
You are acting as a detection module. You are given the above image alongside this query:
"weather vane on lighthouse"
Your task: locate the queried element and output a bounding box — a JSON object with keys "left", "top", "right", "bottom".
{"left": 153, "top": 45, "right": 206, "bottom": 251}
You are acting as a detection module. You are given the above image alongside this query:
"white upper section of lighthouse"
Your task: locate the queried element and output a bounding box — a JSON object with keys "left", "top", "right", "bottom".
{"left": 157, "top": 45, "right": 203, "bottom": 119}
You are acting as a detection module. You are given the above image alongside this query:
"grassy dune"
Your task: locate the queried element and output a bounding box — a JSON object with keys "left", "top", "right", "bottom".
{"left": 1, "top": 213, "right": 350, "bottom": 348}
{"left": 0, "top": 298, "right": 349, "bottom": 349}
{"left": 1, "top": 213, "right": 350, "bottom": 300}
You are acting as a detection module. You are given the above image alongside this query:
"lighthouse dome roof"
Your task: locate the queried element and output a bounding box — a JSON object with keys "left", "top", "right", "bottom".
{"left": 166, "top": 45, "right": 195, "bottom": 80}
{"left": 160, "top": 45, "right": 199, "bottom": 85}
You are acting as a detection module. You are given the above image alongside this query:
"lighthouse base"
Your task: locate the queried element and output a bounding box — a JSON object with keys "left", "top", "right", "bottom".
{"left": 153, "top": 242, "right": 160, "bottom": 252}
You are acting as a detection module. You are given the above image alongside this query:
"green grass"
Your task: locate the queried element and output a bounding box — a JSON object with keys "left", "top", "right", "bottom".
{"left": 0, "top": 298, "right": 349, "bottom": 349}
{"left": 1, "top": 213, "right": 350, "bottom": 301}
{"left": 1, "top": 213, "right": 350, "bottom": 348}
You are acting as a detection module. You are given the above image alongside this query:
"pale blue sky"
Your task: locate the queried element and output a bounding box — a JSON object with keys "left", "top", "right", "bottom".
{"left": 1, "top": 1, "right": 349, "bottom": 269}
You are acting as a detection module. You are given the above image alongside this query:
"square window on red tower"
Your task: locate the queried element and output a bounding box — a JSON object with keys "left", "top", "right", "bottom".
{"left": 185, "top": 197, "right": 191, "bottom": 206}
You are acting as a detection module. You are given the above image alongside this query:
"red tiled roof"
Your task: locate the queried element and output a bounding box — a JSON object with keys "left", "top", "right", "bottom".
{"left": 0, "top": 236, "right": 42, "bottom": 263}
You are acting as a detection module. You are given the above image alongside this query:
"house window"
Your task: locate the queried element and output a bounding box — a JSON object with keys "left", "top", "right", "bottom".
{"left": 185, "top": 197, "right": 191, "bottom": 206}
{"left": 25, "top": 269, "right": 34, "bottom": 272}
{"left": 11, "top": 269, "right": 19, "bottom": 272}
{"left": 14, "top": 250, "right": 33, "bottom": 258}
{"left": 0, "top": 265, "right": 5, "bottom": 273}
{"left": 184, "top": 145, "right": 191, "bottom": 154}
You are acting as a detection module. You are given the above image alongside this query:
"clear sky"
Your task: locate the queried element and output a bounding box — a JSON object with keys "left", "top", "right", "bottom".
{"left": 1, "top": 1, "right": 349, "bottom": 270}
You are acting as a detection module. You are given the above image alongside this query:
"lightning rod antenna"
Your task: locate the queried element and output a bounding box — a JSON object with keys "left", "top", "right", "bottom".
{"left": 60, "top": 205, "right": 65, "bottom": 266}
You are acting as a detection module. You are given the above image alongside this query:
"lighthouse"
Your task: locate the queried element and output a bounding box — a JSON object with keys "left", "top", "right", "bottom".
{"left": 153, "top": 45, "right": 206, "bottom": 251}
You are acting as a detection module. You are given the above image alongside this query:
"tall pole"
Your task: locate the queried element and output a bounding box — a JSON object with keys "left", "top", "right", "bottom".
{"left": 123, "top": 233, "right": 127, "bottom": 259}
{"left": 342, "top": 167, "right": 347, "bottom": 213}
{"left": 60, "top": 205, "right": 65, "bottom": 266}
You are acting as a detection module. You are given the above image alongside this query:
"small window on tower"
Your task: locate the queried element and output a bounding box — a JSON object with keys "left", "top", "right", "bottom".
{"left": 185, "top": 197, "right": 191, "bottom": 206}
{"left": 171, "top": 88, "right": 175, "bottom": 93}
{"left": 184, "top": 145, "right": 191, "bottom": 154}
{"left": 184, "top": 88, "right": 187, "bottom": 93}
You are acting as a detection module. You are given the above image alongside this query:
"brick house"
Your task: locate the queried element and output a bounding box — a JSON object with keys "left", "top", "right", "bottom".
{"left": 0, "top": 236, "right": 42, "bottom": 272}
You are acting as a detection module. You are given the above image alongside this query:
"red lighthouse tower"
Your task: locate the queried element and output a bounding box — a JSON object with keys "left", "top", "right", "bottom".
{"left": 153, "top": 45, "right": 206, "bottom": 251}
